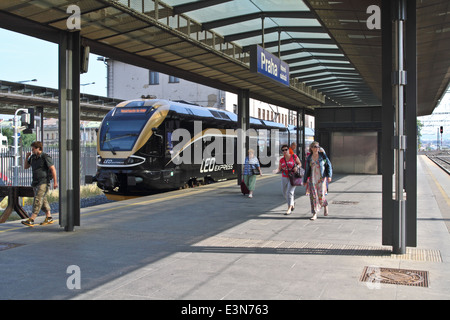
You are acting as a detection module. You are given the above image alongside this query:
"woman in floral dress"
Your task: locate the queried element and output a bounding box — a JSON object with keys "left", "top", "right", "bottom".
{"left": 303, "top": 141, "right": 333, "bottom": 220}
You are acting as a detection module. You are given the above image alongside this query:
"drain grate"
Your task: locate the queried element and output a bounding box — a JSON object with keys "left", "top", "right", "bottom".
{"left": 0, "top": 243, "right": 24, "bottom": 252}
{"left": 332, "top": 200, "right": 359, "bottom": 205}
{"left": 360, "top": 266, "right": 429, "bottom": 287}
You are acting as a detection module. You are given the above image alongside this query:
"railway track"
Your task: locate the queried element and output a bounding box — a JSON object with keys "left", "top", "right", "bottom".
{"left": 426, "top": 152, "right": 450, "bottom": 175}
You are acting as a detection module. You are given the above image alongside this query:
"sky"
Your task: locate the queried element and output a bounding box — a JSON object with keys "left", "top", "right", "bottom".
{"left": 418, "top": 90, "right": 450, "bottom": 142}
{"left": 0, "top": 27, "right": 449, "bottom": 139}
{"left": 0, "top": 27, "right": 107, "bottom": 106}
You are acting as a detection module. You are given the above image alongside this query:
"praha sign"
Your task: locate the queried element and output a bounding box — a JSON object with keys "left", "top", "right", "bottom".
{"left": 250, "top": 45, "right": 290, "bottom": 86}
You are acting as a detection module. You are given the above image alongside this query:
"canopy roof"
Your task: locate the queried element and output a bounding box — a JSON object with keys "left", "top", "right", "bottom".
{"left": 1, "top": 0, "right": 449, "bottom": 115}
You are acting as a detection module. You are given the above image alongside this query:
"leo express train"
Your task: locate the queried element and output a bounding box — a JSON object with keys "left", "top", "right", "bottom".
{"left": 90, "top": 99, "right": 293, "bottom": 197}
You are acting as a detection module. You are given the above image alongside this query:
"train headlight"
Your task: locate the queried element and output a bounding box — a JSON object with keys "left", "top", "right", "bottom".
{"left": 125, "top": 155, "right": 145, "bottom": 166}
{"left": 135, "top": 177, "right": 144, "bottom": 183}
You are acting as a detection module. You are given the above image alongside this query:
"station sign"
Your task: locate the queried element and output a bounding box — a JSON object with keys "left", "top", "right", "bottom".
{"left": 250, "top": 45, "right": 290, "bottom": 86}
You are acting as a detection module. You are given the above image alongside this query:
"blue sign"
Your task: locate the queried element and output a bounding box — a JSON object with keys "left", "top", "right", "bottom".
{"left": 250, "top": 45, "right": 290, "bottom": 86}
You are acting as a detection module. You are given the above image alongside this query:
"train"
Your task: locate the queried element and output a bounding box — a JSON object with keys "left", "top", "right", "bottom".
{"left": 0, "top": 133, "right": 8, "bottom": 152}
{"left": 89, "top": 98, "right": 304, "bottom": 197}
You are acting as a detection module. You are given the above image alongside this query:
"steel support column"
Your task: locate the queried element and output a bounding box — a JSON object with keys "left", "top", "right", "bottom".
{"left": 237, "top": 89, "right": 250, "bottom": 184}
{"left": 405, "top": 0, "right": 417, "bottom": 247}
{"left": 382, "top": 0, "right": 394, "bottom": 248}
{"left": 381, "top": 0, "right": 417, "bottom": 253}
{"left": 58, "top": 31, "right": 80, "bottom": 231}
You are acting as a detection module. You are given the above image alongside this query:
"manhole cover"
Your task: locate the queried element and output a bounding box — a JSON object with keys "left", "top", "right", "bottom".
{"left": 360, "top": 266, "right": 429, "bottom": 287}
{"left": 332, "top": 200, "right": 359, "bottom": 205}
{"left": 0, "top": 242, "right": 24, "bottom": 252}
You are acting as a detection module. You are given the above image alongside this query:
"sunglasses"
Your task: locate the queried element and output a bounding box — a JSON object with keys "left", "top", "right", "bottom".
{"left": 281, "top": 149, "right": 288, "bottom": 151}
{"left": 312, "top": 145, "right": 320, "bottom": 148}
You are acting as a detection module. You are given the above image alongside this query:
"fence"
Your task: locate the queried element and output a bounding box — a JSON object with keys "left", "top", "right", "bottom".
{"left": 0, "top": 147, "right": 97, "bottom": 186}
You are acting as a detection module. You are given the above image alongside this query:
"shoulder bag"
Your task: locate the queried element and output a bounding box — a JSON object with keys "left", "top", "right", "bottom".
{"left": 284, "top": 155, "right": 304, "bottom": 186}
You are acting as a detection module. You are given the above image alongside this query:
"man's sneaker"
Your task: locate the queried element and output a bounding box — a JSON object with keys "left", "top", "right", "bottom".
{"left": 21, "top": 218, "right": 35, "bottom": 227}
{"left": 40, "top": 217, "right": 54, "bottom": 225}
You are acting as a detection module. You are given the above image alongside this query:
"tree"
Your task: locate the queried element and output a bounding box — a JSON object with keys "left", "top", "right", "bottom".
{"left": 21, "top": 132, "right": 37, "bottom": 147}
{"left": 1, "top": 127, "right": 36, "bottom": 148}
{"left": 417, "top": 119, "right": 423, "bottom": 149}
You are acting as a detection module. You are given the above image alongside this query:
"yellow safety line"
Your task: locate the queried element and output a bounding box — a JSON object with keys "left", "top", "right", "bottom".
{"left": 82, "top": 173, "right": 275, "bottom": 217}
{"left": 422, "top": 156, "right": 450, "bottom": 207}
{"left": 0, "top": 174, "right": 276, "bottom": 233}
{"left": 0, "top": 225, "right": 24, "bottom": 233}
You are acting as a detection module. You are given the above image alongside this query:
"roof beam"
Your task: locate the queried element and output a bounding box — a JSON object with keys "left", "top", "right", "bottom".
{"left": 312, "top": 83, "right": 346, "bottom": 89}
{"left": 299, "top": 74, "right": 362, "bottom": 82}
{"left": 202, "top": 11, "right": 315, "bottom": 30}
{"left": 291, "top": 68, "right": 358, "bottom": 77}
{"left": 282, "top": 54, "right": 346, "bottom": 62}
{"left": 281, "top": 48, "right": 341, "bottom": 57}
{"left": 244, "top": 47, "right": 342, "bottom": 58}
{"left": 311, "top": 80, "right": 365, "bottom": 86}
{"left": 0, "top": 11, "right": 59, "bottom": 43}
{"left": 290, "top": 62, "right": 353, "bottom": 72}
{"left": 320, "top": 88, "right": 353, "bottom": 94}
{"left": 243, "top": 38, "right": 334, "bottom": 51}
{"left": 172, "top": 0, "right": 233, "bottom": 15}
{"left": 305, "top": 78, "right": 364, "bottom": 86}
{"left": 224, "top": 26, "right": 325, "bottom": 42}
{"left": 313, "top": 86, "right": 366, "bottom": 94}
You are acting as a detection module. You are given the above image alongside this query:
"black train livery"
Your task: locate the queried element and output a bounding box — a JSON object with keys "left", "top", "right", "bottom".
{"left": 91, "top": 99, "right": 290, "bottom": 198}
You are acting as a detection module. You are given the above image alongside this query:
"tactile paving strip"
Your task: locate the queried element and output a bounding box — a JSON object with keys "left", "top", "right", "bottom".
{"left": 193, "top": 236, "right": 442, "bottom": 262}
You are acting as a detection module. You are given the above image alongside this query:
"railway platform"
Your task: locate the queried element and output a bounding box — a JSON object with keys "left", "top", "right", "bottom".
{"left": 0, "top": 155, "right": 449, "bottom": 301}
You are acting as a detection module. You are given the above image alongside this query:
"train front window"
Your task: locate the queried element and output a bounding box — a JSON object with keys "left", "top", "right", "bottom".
{"left": 99, "top": 107, "right": 153, "bottom": 152}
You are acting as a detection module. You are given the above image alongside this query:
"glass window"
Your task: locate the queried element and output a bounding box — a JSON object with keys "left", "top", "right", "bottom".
{"left": 99, "top": 107, "right": 155, "bottom": 152}
{"left": 149, "top": 71, "right": 159, "bottom": 85}
{"left": 169, "top": 75, "right": 179, "bottom": 83}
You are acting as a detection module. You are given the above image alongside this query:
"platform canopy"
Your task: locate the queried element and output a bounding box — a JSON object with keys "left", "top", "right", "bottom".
{"left": 0, "top": 0, "right": 449, "bottom": 115}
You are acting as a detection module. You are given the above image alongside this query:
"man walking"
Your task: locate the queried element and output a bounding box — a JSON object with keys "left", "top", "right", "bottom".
{"left": 21, "top": 141, "right": 58, "bottom": 227}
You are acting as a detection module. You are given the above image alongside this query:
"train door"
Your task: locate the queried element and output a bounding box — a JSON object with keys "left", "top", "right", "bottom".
{"left": 165, "top": 119, "right": 180, "bottom": 158}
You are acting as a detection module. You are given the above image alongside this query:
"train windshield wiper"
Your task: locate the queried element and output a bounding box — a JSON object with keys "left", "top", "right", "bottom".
{"left": 105, "top": 140, "right": 117, "bottom": 155}
{"left": 101, "top": 126, "right": 117, "bottom": 155}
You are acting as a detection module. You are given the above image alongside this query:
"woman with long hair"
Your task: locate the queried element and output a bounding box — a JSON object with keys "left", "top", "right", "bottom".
{"left": 303, "top": 141, "right": 332, "bottom": 220}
